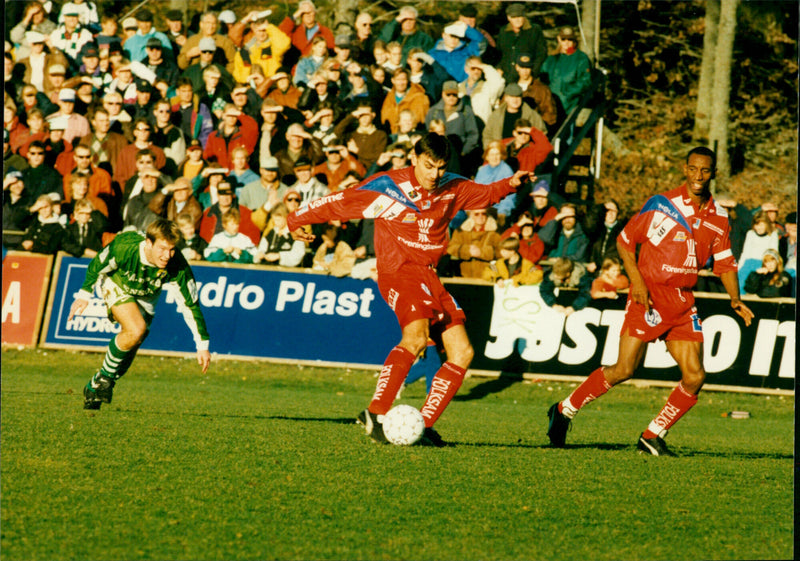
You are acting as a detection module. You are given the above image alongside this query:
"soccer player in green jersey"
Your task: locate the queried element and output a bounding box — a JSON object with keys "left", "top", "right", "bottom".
{"left": 68, "top": 219, "right": 211, "bottom": 409}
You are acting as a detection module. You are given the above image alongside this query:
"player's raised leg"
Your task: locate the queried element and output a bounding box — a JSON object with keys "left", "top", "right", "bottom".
{"left": 547, "top": 332, "right": 647, "bottom": 447}
{"left": 84, "top": 302, "right": 150, "bottom": 410}
{"left": 637, "top": 339, "right": 704, "bottom": 456}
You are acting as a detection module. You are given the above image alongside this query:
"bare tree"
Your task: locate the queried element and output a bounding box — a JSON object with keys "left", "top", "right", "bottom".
{"left": 693, "top": 0, "right": 720, "bottom": 142}
{"left": 708, "top": 0, "right": 738, "bottom": 178}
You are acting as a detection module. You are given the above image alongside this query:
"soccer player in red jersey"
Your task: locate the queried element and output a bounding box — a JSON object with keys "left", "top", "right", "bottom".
{"left": 288, "top": 132, "right": 533, "bottom": 446}
{"left": 546, "top": 147, "right": 755, "bottom": 455}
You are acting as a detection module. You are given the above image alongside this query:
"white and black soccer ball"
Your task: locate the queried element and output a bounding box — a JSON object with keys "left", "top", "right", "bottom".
{"left": 382, "top": 404, "right": 425, "bottom": 446}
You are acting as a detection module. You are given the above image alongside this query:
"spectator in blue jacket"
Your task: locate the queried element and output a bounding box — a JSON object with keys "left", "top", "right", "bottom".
{"left": 540, "top": 257, "right": 592, "bottom": 316}
{"left": 427, "top": 21, "right": 483, "bottom": 83}
{"left": 123, "top": 9, "right": 174, "bottom": 64}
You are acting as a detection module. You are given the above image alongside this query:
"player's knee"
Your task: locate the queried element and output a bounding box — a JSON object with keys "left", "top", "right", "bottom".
{"left": 449, "top": 342, "right": 474, "bottom": 369}
{"left": 682, "top": 368, "right": 705, "bottom": 394}
{"left": 121, "top": 324, "right": 148, "bottom": 347}
{"left": 399, "top": 334, "right": 428, "bottom": 357}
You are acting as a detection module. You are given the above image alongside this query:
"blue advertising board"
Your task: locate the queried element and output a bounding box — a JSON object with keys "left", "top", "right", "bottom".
{"left": 43, "top": 256, "right": 401, "bottom": 365}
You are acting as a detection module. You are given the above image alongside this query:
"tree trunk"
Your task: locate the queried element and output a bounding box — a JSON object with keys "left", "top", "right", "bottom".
{"left": 693, "top": 0, "right": 720, "bottom": 142}
{"left": 580, "top": 0, "right": 599, "bottom": 63}
{"left": 708, "top": 0, "right": 738, "bottom": 179}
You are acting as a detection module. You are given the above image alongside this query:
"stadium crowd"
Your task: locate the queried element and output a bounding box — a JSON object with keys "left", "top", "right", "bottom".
{"left": 3, "top": 0, "right": 796, "bottom": 302}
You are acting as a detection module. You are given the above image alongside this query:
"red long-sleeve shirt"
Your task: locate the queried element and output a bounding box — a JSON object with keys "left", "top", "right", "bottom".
{"left": 288, "top": 166, "right": 517, "bottom": 275}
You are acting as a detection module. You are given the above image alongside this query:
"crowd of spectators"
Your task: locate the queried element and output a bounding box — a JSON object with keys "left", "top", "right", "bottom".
{"left": 3, "top": 1, "right": 795, "bottom": 309}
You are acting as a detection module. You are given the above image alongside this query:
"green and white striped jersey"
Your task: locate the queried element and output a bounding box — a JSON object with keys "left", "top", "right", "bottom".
{"left": 77, "top": 231, "right": 210, "bottom": 350}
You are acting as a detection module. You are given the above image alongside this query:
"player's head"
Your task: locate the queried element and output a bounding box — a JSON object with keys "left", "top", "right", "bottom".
{"left": 411, "top": 133, "right": 450, "bottom": 191}
{"left": 145, "top": 218, "right": 181, "bottom": 268}
{"left": 684, "top": 146, "right": 716, "bottom": 196}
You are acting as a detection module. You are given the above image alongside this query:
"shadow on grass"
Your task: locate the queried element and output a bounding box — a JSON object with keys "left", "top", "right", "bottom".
{"left": 453, "top": 374, "right": 526, "bottom": 401}
{"left": 112, "top": 408, "right": 357, "bottom": 425}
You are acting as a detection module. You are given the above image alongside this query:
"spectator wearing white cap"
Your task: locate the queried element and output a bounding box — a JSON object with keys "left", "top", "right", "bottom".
{"left": 428, "top": 20, "right": 483, "bottom": 83}
{"left": 181, "top": 36, "right": 236, "bottom": 95}
{"left": 57, "top": 0, "right": 100, "bottom": 31}
{"left": 376, "top": 5, "right": 434, "bottom": 65}
{"left": 48, "top": 6, "right": 94, "bottom": 66}
{"left": 177, "top": 12, "right": 237, "bottom": 73}
{"left": 15, "top": 32, "right": 69, "bottom": 94}
{"left": 49, "top": 87, "right": 90, "bottom": 143}
{"left": 42, "top": 114, "right": 73, "bottom": 171}
{"left": 284, "top": 1, "right": 335, "bottom": 62}
{"left": 10, "top": 1, "right": 57, "bottom": 60}
{"left": 239, "top": 155, "right": 288, "bottom": 213}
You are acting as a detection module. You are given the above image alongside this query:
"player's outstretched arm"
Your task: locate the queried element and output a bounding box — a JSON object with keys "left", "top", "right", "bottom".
{"left": 197, "top": 349, "right": 211, "bottom": 374}
{"left": 67, "top": 298, "right": 89, "bottom": 322}
{"left": 509, "top": 170, "right": 536, "bottom": 188}
{"left": 291, "top": 228, "right": 315, "bottom": 242}
{"left": 719, "top": 270, "right": 754, "bottom": 327}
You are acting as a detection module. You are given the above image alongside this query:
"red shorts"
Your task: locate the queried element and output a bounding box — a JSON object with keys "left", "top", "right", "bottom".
{"left": 621, "top": 295, "right": 704, "bottom": 343}
{"left": 377, "top": 264, "right": 466, "bottom": 332}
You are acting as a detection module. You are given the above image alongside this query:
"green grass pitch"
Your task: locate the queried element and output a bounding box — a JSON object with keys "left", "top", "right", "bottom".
{"left": 0, "top": 348, "right": 793, "bottom": 561}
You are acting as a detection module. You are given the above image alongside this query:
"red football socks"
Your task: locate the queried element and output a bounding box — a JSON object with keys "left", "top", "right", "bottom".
{"left": 560, "top": 367, "right": 612, "bottom": 418}
{"left": 642, "top": 383, "right": 698, "bottom": 439}
{"left": 420, "top": 362, "right": 466, "bottom": 427}
{"left": 369, "top": 346, "right": 417, "bottom": 415}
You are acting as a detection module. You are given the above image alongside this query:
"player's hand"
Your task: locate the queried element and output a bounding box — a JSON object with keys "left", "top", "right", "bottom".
{"left": 731, "top": 299, "right": 754, "bottom": 327}
{"left": 509, "top": 170, "right": 535, "bottom": 188}
{"left": 68, "top": 298, "right": 89, "bottom": 322}
{"left": 291, "top": 228, "right": 315, "bottom": 242}
{"left": 197, "top": 349, "right": 211, "bottom": 374}
{"left": 629, "top": 278, "right": 651, "bottom": 311}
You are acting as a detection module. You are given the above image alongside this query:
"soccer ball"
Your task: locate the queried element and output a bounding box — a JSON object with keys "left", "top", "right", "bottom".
{"left": 382, "top": 404, "right": 425, "bottom": 446}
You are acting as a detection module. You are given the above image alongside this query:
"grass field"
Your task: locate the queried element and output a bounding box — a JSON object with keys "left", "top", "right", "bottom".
{"left": 1, "top": 348, "right": 794, "bottom": 561}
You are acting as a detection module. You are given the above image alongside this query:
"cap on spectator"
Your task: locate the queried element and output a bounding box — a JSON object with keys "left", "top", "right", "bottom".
{"left": 444, "top": 21, "right": 467, "bottom": 38}
{"left": 219, "top": 10, "right": 236, "bottom": 24}
{"left": 58, "top": 88, "right": 76, "bottom": 102}
{"left": 122, "top": 17, "right": 138, "bottom": 30}
{"left": 26, "top": 30, "right": 46, "bottom": 44}
{"left": 763, "top": 248, "right": 781, "bottom": 261}
{"left": 63, "top": 6, "right": 80, "bottom": 17}
{"left": 442, "top": 80, "right": 459, "bottom": 93}
{"left": 136, "top": 79, "right": 153, "bottom": 92}
{"left": 136, "top": 8, "right": 154, "bottom": 22}
{"left": 199, "top": 37, "right": 217, "bottom": 52}
{"left": 187, "top": 139, "right": 202, "bottom": 152}
{"left": 504, "top": 83, "right": 523, "bottom": 97}
{"left": 761, "top": 202, "right": 779, "bottom": 212}
{"left": 48, "top": 63, "right": 66, "bottom": 75}
{"left": 506, "top": 3, "right": 526, "bottom": 17}
{"left": 166, "top": 9, "right": 183, "bottom": 21}
{"left": 6, "top": 170, "right": 23, "bottom": 181}
{"left": 261, "top": 156, "right": 279, "bottom": 170}
{"left": 335, "top": 34, "right": 352, "bottom": 48}
{"left": 516, "top": 53, "right": 533, "bottom": 68}
{"left": 81, "top": 44, "right": 99, "bottom": 58}
{"left": 531, "top": 179, "right": 550, "bottom": 196}
{"left": 146, "top": 37, "right": 162, "bottom": 49}
{"left": 48, "top": 115, "right": 69, "bottom": 130}
{"left": 293, "top": 157, "right": 312, "bottom": 171}
{"left": 784, "top": 211, "right": 796, "bottom": 224}
{"left": 396, "top": 6, "right": 417, "bottom": 22}
{"left": 558, "top": 26, "right": 577, "bottom": 41}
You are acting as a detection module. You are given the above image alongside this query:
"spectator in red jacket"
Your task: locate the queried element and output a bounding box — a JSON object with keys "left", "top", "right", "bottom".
{"left": 283, "top": 1, "right": 335, "bottom": 60}
{"left": 203, "top": 104, "right": 259, "bottom": 169}
{"left": 199, "top": 181, "right": 261, "bottom": 244}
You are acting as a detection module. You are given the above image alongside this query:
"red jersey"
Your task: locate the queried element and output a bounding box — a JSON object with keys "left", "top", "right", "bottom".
{"left": 288, "top": 167, "right": 517, "bottom": 275}
{"left": 618, "top": 184, "right": 738, "bottom": 318}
